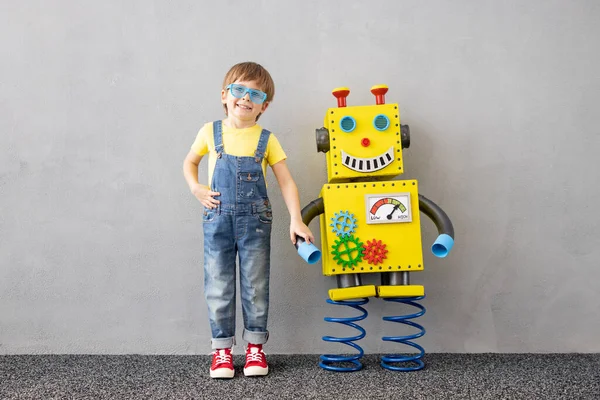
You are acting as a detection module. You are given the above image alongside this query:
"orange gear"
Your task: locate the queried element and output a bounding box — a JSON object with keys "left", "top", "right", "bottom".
{"left": 362, "top": 239, "right": 388, "bottom": 265}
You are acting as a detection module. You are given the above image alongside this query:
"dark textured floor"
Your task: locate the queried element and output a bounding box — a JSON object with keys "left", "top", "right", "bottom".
{"left": 1, "top": 354, "right": 599, "bottom": 399}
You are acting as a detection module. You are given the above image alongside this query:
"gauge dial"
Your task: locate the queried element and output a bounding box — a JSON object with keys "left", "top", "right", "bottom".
{"left": 365, "top": 193, "right": 412, "bottom": 224}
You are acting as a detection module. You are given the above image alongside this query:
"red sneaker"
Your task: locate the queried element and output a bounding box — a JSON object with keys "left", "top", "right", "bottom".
{"left": 210, "top": 348, "right": 234, "bottom": 379}
{"left": 244, "top": 344, "right": 269, "bottom": 376}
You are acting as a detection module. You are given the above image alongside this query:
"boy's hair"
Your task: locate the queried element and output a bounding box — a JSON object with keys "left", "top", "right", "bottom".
{"left": 222, "top": 62, "right": 275, "bottom": 121}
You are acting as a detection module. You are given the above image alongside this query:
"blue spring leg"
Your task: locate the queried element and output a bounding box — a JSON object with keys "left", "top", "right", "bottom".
{"left": 381, "top": 295, "right": 426, "bottom": 371}
{"left": 320, "top": 298, "right": 369, "bottom": 372}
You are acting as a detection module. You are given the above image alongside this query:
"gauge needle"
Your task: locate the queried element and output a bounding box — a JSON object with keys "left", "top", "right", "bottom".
{"left": 387, "top": 205, "right": 400, "bottom": 220}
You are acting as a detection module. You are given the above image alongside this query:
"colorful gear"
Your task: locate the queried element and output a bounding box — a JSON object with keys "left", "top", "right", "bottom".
{"left": 331, "top": 235, "right": 364, "bottom": 270}
{"left": 362, "top": 239, "right": 388, "bottom": 265}
{"left": 330, "top": 211, "right": 358, "bottom": 237}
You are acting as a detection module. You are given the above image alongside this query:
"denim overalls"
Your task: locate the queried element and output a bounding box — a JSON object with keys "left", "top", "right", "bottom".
{"left": 203, "top": 120, "right": 273, "bottom": 349}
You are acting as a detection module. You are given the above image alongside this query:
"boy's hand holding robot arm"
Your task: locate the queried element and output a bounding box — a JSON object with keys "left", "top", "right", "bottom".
{"left": 271, "top": 159, "right": 316, "bottom": 246}
{"left": 295, "top": 199, "right": 324, "bottom": 264}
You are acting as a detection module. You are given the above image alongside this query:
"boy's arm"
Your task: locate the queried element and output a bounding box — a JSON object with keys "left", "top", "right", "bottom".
{"left": 271, "top": 159, "right": 315, "bottom": 245}
{"left": 182, "top": 150, "right": 220, "bottom": 209}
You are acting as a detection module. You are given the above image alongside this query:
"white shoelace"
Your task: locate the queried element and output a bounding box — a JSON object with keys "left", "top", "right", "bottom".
{"left": 213, "top": 350, "right": 232, "bottom": 365}
{"left": 246, "top": 348, "right": 264, "bottom": 362}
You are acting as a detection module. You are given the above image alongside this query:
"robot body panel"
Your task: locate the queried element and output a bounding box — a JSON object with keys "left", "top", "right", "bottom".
{"left": 320, "top": 180, "right": 424, "bottom": 277}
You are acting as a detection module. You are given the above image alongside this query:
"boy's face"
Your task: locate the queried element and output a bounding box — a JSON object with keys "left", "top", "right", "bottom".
{"left": 221, "top": 79, "right": 269, "bottom": 124}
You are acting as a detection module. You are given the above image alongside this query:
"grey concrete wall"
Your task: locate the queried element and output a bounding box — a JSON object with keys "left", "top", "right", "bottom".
{"left": 1, "top": 0, "right": 599, "bottom": 354}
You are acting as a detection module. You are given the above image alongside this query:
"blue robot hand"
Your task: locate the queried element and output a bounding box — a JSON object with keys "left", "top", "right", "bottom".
{"left": 431, "top": 234, "right": 454, "bottom": 258}
{"left": 295, "top": 236, "right": 322, "bottom": 264}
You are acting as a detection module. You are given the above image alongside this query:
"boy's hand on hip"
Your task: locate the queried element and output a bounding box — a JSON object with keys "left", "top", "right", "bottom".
{"left": 191, "top": 183, "right": 220, "bottom": 209}
{"left": 290, "top": 220, "right": 314, "bottom": 245}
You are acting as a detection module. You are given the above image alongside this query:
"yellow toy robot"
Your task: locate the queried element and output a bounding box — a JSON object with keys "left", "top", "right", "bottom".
{"left": 294, "top": 85, "right": 454, "bottom": 372}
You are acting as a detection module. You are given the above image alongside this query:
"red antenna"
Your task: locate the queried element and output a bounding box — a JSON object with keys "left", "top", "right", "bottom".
{"left": 371, "top": 85, "right": 389, "bottom": 105}
{"left": 332, "top": 87, "right": 350, "bottom": 107}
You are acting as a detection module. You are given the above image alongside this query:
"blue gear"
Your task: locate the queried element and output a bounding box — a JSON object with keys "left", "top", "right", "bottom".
{"left": 330, "top": 211, "right": 358, "bottom": 237}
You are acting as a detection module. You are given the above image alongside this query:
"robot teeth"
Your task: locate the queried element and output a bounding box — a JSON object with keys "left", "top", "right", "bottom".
{"left": 340, "top": 147, "right": 394, "bottom": 172}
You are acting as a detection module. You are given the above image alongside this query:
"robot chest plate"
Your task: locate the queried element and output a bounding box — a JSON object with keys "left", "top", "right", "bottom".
{"left": 319, "top": 180, "right": 424, "bottom": 276}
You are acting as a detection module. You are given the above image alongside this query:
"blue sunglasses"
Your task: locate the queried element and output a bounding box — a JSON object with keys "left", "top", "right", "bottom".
{"left": 226, "top": 84, "right": 268, "bottom": 104}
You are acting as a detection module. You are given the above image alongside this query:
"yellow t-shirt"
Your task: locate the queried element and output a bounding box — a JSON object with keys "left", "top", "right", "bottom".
{"left": 191, "top": 121, "right": 287, "bottom": 186}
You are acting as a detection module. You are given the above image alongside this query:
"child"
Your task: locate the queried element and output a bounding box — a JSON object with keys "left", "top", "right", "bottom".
{"left": 182, "top": 62, "right": 314, "bottom": 378}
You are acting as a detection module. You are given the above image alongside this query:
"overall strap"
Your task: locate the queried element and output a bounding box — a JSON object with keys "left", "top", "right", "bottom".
{"left": 253, "top": 129, "right": 271, "bottom": 163}
{"left": 213, "top": 120, "right": 224, "bottom": 156}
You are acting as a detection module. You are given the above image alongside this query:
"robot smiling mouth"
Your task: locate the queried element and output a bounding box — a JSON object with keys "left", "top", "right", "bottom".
{"left": 341, "top": 147, "right": 395, "bottom": 172}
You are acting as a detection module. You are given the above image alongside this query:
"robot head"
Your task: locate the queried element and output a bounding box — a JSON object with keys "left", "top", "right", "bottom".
{"left": 316, "top": 85, "right": 410, "bottom": 183}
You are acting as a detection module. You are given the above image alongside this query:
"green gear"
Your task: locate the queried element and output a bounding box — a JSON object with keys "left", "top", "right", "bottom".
{"left": 331, "top": 235, "right": 364, "bottom": 270}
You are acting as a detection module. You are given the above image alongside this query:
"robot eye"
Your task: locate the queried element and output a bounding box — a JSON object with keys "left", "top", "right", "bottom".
{"left": 340, "top": 116, "right": 356, "bottom": 133}
{"left": 373, "top": 114, "right": 390, "bottom": 131}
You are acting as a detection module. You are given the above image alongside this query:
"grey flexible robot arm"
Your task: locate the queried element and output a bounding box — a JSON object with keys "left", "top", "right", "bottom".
{"left": 418, "top": 194, "right": 455, "bottom": 257}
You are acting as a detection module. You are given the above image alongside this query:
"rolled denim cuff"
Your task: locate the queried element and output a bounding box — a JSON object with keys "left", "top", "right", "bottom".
{"left": 211, "top": 336, "right": 235, "bottom": 350}
{"left": 242, "top": 329, "right": 269, "bottom": 345}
